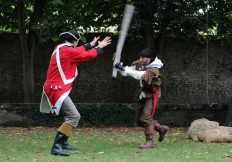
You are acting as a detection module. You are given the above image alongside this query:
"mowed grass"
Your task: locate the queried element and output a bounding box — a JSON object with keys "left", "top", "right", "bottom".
{"left": 0, "top": 127, "right": 232, "bottom": 162}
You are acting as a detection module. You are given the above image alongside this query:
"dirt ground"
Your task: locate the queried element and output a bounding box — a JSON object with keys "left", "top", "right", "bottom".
{"left": 0, "top": 126, "right": 188, "bottom": 136}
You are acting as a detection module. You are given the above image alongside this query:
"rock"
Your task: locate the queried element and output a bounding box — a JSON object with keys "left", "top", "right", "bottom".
{"left": 198, "top": 127, "right": 232, "bottom": 143}
{"left": 187, "top": 118, "right": 219, "bottom": 141}
{"left": 0, "top": 109, "right": 28, "bottom": 127}
{"left": 188, "top": 118, "right": 232, "bottom": 143}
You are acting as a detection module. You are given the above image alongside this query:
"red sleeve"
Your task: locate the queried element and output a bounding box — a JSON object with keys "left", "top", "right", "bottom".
{"left": 68, "top": 46, "right": 98, "bottom": 63}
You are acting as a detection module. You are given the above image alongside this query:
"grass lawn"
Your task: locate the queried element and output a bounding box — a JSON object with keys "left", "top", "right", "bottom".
{"left": 0, "top": 127, "right": 232, "bottom": 162}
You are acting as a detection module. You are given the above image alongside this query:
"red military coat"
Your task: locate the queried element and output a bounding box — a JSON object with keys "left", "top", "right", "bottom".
{"left": 40, "top": 42, "right": 100, "bottom": 115}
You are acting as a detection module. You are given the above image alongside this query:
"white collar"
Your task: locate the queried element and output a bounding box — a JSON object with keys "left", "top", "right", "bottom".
{"left": 146, "top": 57, "right": 163, "bottom": 69}
{"left": 63, "top": 41, "right": 73, "bottom": 47}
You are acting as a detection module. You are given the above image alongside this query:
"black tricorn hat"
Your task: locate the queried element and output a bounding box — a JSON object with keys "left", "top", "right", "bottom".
{"left": 59, "top": 30, "right": 81, "bottom": 42}
{"left": 139, "top": 48, "right": 156, "bottom": 59}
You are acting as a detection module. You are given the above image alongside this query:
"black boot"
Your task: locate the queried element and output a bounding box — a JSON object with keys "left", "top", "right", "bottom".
{"left": 51, "top": 132, "right": 70, "bottom": 156}
{"left": 62, "top": 136, "right": 77, "bottom": 150}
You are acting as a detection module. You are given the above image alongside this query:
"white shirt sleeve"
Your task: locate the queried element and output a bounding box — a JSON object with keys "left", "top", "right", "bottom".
{"left": 118, "top": 65, "right": 134, "bottom": 77}
{"left": 123, "top": 66, "right": 145, "bottom": 80}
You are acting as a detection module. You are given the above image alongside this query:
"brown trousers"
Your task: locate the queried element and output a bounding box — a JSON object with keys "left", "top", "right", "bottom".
{"left": 136, "top": 97, "right": 153, "bottom": 127}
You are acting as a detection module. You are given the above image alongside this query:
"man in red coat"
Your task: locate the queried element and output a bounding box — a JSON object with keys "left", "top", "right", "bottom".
{"left": 40, "top": 30, "right": 111, "bottom": 156}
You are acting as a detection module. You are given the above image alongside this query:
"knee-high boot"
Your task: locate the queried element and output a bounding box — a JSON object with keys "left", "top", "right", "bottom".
{"left": 139, "top": 123, "right": 155, "bottom": 149}
{"left": 51, "top": 122, "right": 73, "bottom": 156}
{"left": 154, "top": 120, "right": 170, "bottom": 142}
{"left": 62, "top": 136, "right": 77, "bottom": 150}
{"left": 51, "top": 132, "right": 70, "bottom": 156}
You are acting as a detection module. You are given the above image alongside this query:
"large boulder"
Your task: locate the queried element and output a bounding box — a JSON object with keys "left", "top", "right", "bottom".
{"left": 187, "top": 118, "right": 232, "bottom": 143}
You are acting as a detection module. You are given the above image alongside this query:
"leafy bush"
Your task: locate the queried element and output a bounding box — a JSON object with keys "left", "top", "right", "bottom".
{"left": 0, "top": 103, "right": 137, "bottom": 127}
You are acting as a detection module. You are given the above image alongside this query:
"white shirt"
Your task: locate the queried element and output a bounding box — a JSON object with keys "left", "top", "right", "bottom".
{"left": 119, "top": 57, "right": 163, "bottom": 80}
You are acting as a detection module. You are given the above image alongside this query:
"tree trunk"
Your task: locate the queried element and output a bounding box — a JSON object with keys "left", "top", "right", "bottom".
{"left": 18, "top": 0, "right": 33, "bottom": 103}
{"left": 217, "top": 0, "right": 225, "bottom": 36}
{"left": 135, "top": 0, "right": 156, "bottom": 49}
{"left": 18, "top": 0, "right": 46, "bottom": 103}
{"left": 27, "top": 0, "right": 47, "bottom": 102}
{"left": 157, "top": 1, "right": 177, "bottom": 54}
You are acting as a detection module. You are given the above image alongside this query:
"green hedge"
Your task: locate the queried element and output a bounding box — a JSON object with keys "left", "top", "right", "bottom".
{"left": 1, "top": 103, "right": 226, "bottom": 127}
{"left": 0, "top": 103, "right": 137, "bottom": 127}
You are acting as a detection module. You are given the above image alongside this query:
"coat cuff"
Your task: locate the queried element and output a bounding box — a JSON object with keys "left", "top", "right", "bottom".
{"left": 95, "top": 47, "right": 103, "bottom": 55}
{"left": 83, "top": 43, "right": 92, "bottom": 50}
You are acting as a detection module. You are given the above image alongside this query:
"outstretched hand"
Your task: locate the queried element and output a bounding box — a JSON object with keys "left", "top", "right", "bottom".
{"left": 98, "top": 36, "right": 112, "bottom": 48}
{"left": 90, "top": 36, "right": 100, "bottom": 47}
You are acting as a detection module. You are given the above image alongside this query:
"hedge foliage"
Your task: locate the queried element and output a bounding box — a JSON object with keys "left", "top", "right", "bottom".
{"left": 0, "top": 103, "right": 137, "bottom": 127}
{"left": 2, "top": 103, "right": 225, "bottom": 127}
